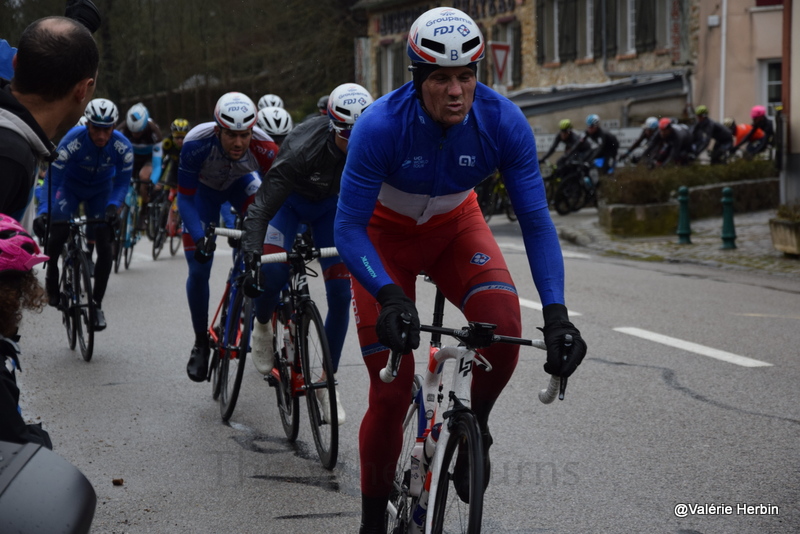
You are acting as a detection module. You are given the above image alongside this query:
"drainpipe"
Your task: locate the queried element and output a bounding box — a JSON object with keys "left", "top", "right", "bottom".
{"left": 719, "top": 0, "right": 728, "bottom": 122}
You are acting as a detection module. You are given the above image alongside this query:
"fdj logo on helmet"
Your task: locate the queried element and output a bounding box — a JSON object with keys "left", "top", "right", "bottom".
{"left": 434, "top": 24, "right": 470, "bottom": 37}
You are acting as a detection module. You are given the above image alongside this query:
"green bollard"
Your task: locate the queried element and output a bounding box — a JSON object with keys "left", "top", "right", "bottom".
{"left": 720, "top": 187, "right": 737, "bottom": 249}
{"left": 676, "top": 186, "right": 691, "bottom": 244}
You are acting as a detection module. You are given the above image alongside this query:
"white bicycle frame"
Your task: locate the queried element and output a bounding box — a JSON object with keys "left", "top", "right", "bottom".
{"left": 397, "top": 336, "right": 550, "bottom": 533}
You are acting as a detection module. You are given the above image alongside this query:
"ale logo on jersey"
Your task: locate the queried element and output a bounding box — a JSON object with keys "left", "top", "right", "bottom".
{"left": 470, "top": 252, "right": 490, "bottom": 265}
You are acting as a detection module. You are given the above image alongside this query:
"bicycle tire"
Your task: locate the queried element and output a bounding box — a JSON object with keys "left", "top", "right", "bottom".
{"left": 271, "top": 303, "right": 299, "bottom": 441}
{"left": 209, "top": 347, "right": 221, "bottom": 400}
{"left": 59, "top": 251, "right": 77, "bottom": 350}
{"left": 430, "top": 411, "right": 484, "bottom": 534}
{"left": 385, "top": 374, "right": 424, "bottom": 534}
{"left": 553, "top": 175, "right": 585, "bottom": 215}
{"left": 299, "top": 301, "right": 338, "bottom": 469}
{"left": 169, "top": 209, "right": 182, "bottom": 256}
{"left": 210, "top": 287, "right": 233, "bottom": 401}
{"left": 73, "top": 249, "right": 95, "bottom": 362}
{"left": 114, "top": 205, "right": 129, "bottom": 273}
{"left": 219, "top": 289, "right": 249, "bottom": 422}
{"left": 503, "top": 194, "right": 517, "bottom": 222}
{"left": 483, "top": 188, "right": 498, "bottom": 223}
{"left": 152, "top": 200, "right": 169, "bottom": 260}
{"left": 146, "top": 201, "right": 158, "bottom": 241}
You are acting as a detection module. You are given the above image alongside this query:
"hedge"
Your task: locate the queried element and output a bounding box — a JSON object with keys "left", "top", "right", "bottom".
{"left": 599, "top": 159, "right": 778, "bottom": 205}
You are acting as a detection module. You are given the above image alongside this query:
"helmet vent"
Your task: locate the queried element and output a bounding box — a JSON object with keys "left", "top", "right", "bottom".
{"left": 421, "top": 38, "right": 445, "bottom": 54}
{"left": 462, "top": 37, "right": 481, "bottom": 53}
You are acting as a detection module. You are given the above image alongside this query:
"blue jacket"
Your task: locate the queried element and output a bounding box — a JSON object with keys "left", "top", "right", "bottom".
{"left": 37, "top": 126, "right": 133, "bottom": 214}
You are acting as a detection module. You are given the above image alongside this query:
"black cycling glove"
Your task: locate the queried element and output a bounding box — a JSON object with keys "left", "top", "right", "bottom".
{"left": 538, "top": 303, "right": 587, "bottom": 378}
{"left": 65, "top": 0, "right": 102, "bottom": 33}
{"left": 376, "top": 284, "right": 420, "bottom": 354}
{"left": 32, "top": 215, "right": 48, "bottom": 239}
{"left": 193, "top": 236, "right": 216, "bottom": 264}
{"left": 104, "top": 204, "right": 120, "bottom": 229}
{"left": 242, "top": 251, "right": 264, "bottom": 298}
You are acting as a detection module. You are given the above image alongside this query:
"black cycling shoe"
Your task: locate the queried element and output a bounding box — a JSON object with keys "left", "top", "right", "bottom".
{"left": 186, "top": 344, "right": 210, "bottom": 383}
{"left": 453, "top": 428, "right": 492, "bottom": 504}
{"left": 93, "top": 305, "right": 106, "bottom": 331}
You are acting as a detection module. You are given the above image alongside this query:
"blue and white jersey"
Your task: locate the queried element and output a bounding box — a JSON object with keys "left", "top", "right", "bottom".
{"left": 37, "top": 126, "right": 133, "bottom": 214}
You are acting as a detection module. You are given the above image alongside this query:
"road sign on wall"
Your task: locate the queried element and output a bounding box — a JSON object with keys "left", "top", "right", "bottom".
{"left": 489, "top": 41, "right": 511, "bottom": 83}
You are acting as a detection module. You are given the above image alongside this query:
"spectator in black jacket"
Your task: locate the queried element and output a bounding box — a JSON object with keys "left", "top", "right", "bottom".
{"left": 0, "top": 17, "right": 99, "bottom": 223}
{"left": 691, "top": 105, "right": 733, "bottom": 164}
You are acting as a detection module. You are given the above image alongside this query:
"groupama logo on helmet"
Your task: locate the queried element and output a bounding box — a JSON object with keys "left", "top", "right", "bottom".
{"left": 214, "top": 92, "right": 257, "bottom": 130}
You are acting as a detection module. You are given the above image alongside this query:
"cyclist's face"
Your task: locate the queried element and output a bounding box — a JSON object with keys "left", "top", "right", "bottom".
{"left": 173, "top": 135, "right": 185, "bottom": 149}
{"left": 217, "top": 127, "right": 252, "bottom": 160}
{"left": 421, "top": 66, "right": 476, "bottom": 127}
{"left": 87, "top": 123, "right": 114, "bottom": 147}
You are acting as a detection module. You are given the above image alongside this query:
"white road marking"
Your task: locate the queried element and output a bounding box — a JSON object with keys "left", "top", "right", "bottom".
{"left": 613, "top": 327, "right": 772, "bottom": 368}
{"left": 497, "top": 241, "right": 591, "bottom": 259}
{"left": 519, "top": 298, "right": 582, "bottom": 316}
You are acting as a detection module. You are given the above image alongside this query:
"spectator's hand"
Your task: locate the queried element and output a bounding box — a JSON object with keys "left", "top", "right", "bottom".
{"left": 538, "top": 303, "right": 587, "bottom": 378}
{"left": 193, "top": 236, "right": 216, "bottom": 264}
{"left": 242, "top": 251, "right": 264, "bottom": 298}
{"left": 33, "top": 215, "right": 48, "bottom": 239}
{"left": 64, "top": 0, "right": 102, "bottom": 33}
{"left": 376, "top": 284, "right": 420, "bottom": 354}
{"left": 104, "top": 205, "right": 120, "bottom": 229}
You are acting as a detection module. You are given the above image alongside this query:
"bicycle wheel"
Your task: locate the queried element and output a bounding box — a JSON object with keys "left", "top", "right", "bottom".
{"left": 386, "top": 375, "right": 423, "bottom": 534}
{"left": 299, "top": 301, "right": 338, "bottom": 469}
{"left": 430, "top": 411, "right": 484, "bottom": 534}
{"left": 146, "top": 201, "right": 158, "bottom": 241}
{"left": 73, "top": 249, "right": 95, "bottom": 362}
{"left": 114, "top": 205, "right": 129, "bottom": 273}
{"left": 271, "top": 302, "right": 299, "bottom": 441}
{"left": 503, "top": 192, "right": 517, "bottom": 222}
{"left": 553, "top": 175, "right": 585, "bottom": 216}
{"left": 59, "top": 252, "right": 77, "bottom": 350}
{"left": 152, "top": 200, "right": 169, "bottom": 260}
{"left": 219, "top": 289, "right": 250, "bottom": 422}
{"left": 169, "top": 209, "right": 182, "bottom": 256}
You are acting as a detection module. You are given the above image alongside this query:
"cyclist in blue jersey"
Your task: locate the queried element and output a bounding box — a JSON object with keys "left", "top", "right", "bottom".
{"left": 241, "top": 83, "right": 374, "bottom": 426}
{"left": 333, "top": 8, "right": 587, "bottom": 531}
{"left": 34, "top": 98, "right": 133, "bottom": 331}
{"left": 180, "top": 92, "right": 279, "bottom": 383}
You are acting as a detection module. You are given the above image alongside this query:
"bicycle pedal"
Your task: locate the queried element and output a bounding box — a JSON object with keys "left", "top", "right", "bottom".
{"left": 265, "top": 374, "right": 278, "bottom": 387}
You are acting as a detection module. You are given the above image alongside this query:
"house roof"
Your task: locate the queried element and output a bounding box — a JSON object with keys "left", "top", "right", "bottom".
{"left": 509, "top": 72, "right": 688, "bottom": 117}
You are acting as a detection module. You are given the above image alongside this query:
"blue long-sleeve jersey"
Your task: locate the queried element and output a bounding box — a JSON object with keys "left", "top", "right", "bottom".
{"left": 335, "top": 81, "right": 565, "bottom": 307}
{"left": 37, "top": 126, "right": 133, "bottom": 215}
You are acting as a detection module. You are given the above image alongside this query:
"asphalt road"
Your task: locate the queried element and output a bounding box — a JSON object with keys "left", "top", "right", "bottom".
{"left": 15, "top": 226, "right": 800, "bottom": 534}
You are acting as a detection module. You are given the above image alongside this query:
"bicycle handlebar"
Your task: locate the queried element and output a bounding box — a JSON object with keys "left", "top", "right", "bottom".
{"left": 261, "top": 247, "right": 339, "bottom": 264}
{"left": 214, "top": 227, "right": 241, "bottom": 239}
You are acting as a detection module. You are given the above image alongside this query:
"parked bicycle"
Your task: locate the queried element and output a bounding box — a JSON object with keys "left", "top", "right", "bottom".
{"left": 205, "top": 223, "right": 253, "bottom": 422}
{"left": 263, "top": 231, "right": 340, "bottom": 470}
{"left": 52, "top": 217, "right": 108, "bottom": 362}
{"left": 383, "top": 284, "right": 564, "bottom": 533}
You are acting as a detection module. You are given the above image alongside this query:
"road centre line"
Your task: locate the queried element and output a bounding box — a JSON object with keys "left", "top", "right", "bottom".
{"left": 613, "top": 327, "right": 772, "bottom": 368}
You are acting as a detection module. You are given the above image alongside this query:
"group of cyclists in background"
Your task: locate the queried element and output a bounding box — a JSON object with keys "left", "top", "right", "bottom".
{"left": 475, "top": 103, "right": 777, "bottom": 219}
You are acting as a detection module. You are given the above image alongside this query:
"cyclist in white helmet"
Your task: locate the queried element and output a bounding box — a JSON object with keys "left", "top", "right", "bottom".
{"left": 256, "top": 106, "right": 293, "bottom": 146}
{"left": 241, "top": 83, "right": 373, "bottom": 425}
{"left": 180, "top": 92, "right": 280, "bottom": 382}
{"left": 257, "top": 93, "right": 284, "bottom": 110}
{"left": 116, "top": 102, "right": 163, "bottom": 222}
{"left": 34, "top": 97, "right": 133, "bottom": 331}
{"left": 620, "top": 116, "right": 660, "bottom": 163}
{"left": 334, "top": 8, "right": 586, "bottom": 531}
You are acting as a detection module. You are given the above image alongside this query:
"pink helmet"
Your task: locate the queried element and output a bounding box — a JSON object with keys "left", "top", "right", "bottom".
{"left": 0, "top": 214, "right": 49, "bottom": 272}
{"left": 750, "top": 105, "right": 767, "bottom": 120}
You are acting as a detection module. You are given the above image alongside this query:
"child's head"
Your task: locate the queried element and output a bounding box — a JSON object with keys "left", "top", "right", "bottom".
{"left": 0, "top": 214, "right": 49, "bottom": 337}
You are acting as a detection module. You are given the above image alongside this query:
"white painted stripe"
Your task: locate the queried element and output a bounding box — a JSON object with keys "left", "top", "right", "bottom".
{"left": 497, "top": 241, "right": 590, "bottom": 259}
{"left": 519, "top": 298, "right": 582, "bottom": 316}
{"left": 613, "top": 327, "right": 772, "bottom": 368}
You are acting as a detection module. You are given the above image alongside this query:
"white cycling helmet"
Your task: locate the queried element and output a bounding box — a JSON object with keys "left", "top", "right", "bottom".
{"left": 644, "top": 116, "right": 659, "bottom": 130}
{"left": 84, "top": 98, "right": 118, "bottom": 127}
{"left": 76, "top": 115, "right": 88, "bottom": 127}
{"left": 126, "top": 102, "right": 149, "bottom": 133}
{"left": 214, "top": 92, "right": 258, "bottom": 130}
{"left": 258, "top": 94, "right": 284, "bottom": 110}
{"left": 407, "top": 7, "right": 485, "bottom": 67}
{"left": 257, "top": 106, "right": 293, "bottom": 137}
{"left": 327, "top": 83, "right": 373, "bottom": 137}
